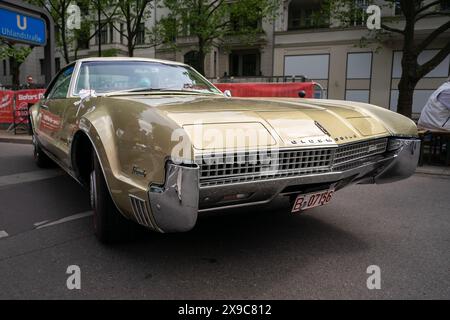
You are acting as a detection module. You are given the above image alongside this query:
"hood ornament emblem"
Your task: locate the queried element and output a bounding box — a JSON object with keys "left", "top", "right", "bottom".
{"left": 314, "top": 121, "right": 331, "bottom": 136}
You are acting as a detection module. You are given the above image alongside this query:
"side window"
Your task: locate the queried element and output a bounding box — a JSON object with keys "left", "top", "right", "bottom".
{"left": 46, "top": 66, "right": 75, "bottom": 99}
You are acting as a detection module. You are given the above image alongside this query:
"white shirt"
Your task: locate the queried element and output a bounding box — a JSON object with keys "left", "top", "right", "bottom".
{"left": 418, "top": 82, "right": 450, "bottom": 131}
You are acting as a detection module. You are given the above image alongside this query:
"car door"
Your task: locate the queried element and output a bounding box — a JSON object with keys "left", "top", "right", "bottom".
{"left": 35, "top": 64, "right": 75, "bottom": 162}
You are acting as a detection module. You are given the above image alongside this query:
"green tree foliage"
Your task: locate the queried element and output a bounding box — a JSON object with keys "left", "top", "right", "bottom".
{"left": 28, "top": 0, "right": 72, "bottom": 64}
{"left": 159, "top": 0, "right": 281, "bottom": 75}
{"left": 102, "top": 0, "right": 159, "bottom": 57}
{"left": 0, "top": 42, "right": 32, "bottom": 86}
{"left": 321, "top": 0, "right": 450, "bottom": 118}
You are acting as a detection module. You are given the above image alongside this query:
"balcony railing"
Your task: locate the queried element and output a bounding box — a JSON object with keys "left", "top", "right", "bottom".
{"left": 208, "top": 75, "right": 310, "bottom": 83}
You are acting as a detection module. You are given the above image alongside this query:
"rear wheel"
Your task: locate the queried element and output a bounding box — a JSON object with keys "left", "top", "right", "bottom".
{"left": 33, "top": 135, "right": 54, "bottom": 168}
{"left": 90, "top": 154, "right": 133, "bottom": 243}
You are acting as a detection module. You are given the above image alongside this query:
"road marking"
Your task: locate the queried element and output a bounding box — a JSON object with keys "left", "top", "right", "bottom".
{"left": 36, "top": 211, "right": 93, "bottom": 229}
{"left": 33, "top": 220, "right": 50, "bottom": 227}
{"left": 0, "top": 230, "right": 9, "bottom": 239}
{"left": 0, "top": 169, "right": 64, "bottom": 188}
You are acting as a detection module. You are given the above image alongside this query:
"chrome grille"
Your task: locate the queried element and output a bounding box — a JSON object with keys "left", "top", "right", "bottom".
{"left": 333, "top": 139, "right": 388, "bottom": 165}
{"left": 129, "top": 195, "right": 156, "bottom": 229}
{"left": 196, "top": 138, "right": 388, "bottom": 187}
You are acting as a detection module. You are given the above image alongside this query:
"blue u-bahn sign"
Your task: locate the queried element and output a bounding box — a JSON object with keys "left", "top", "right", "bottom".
{"left": 0, "top": 6, "right": 46, "bottom": 46}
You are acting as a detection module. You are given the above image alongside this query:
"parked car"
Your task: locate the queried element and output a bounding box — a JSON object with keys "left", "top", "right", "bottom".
{"left": 30, "top": 57, "right": 420, "bottom": 243}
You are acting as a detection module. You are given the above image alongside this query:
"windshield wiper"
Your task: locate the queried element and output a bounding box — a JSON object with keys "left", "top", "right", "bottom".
{"left": 105, "top": 87, "right": 216, "bottom": 96}
{"left": 104, "top": 87, "right": 162, "bottom": 95}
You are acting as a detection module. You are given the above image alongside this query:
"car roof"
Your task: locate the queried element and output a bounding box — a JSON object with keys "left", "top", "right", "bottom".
{"left": 76, "top": 57, "right": 188, "bottom": 67}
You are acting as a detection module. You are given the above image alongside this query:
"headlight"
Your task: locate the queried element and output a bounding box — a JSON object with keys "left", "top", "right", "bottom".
{"left": 387, "top": 138, "right": 404, "bottom": 151}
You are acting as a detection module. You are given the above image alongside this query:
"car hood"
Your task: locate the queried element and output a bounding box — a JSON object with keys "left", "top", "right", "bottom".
{"left": 117, "top": 95, "right": 391, "bottom": 150}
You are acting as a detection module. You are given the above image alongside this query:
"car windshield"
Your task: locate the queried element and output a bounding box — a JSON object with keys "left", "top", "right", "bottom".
{"left": 74, "top": 60, "right": 222, "bottom": 95}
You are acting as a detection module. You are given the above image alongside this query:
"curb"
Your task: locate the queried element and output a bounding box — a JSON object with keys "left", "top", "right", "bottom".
{"left": 415, "top": 167, "right": 450, "bottom": 177}
{"left": 0, "top": 136, "right": 32, "bottom": 145}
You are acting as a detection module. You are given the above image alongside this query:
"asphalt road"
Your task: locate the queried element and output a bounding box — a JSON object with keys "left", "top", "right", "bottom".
{"left": 0, "top": 142, "right": 449, "bottom": 299}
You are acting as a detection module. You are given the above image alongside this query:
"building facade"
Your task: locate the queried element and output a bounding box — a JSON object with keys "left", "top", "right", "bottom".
{"left": 1, "top": 0, "right": 449, "bottom": 117}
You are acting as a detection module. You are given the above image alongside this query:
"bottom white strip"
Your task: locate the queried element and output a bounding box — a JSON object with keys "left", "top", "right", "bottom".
{"left": 36, "top": 211, "right": 93, "bottom": 229}
{"left": 0, "top": 230, "right": 9, "bottom": 239}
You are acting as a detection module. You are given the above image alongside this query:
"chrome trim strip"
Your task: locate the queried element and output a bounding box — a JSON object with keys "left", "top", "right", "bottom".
{"left": 129, "top": 194, "right": 158, "bottom": 230}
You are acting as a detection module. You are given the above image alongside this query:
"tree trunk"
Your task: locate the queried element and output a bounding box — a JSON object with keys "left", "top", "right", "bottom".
{"left": 128, "top": 37, "right": 134, "bottom": 57}
{"left": 98, "top": 4, "right": 102, "bottom": 57}
{"left": 60, "top": 8, "right": 70, "bottom": 64}
{"left": 10, "top": 58, "right": 20, "bottom": 87}
{"left": 397, "top": 75, "right": 418, "bottom": 118}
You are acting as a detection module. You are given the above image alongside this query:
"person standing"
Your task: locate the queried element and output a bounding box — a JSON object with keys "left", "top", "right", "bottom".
{"left": 21, "top": 75, "right": 37, "bottom": 89}
{"left": 418, "top": 78, "right": 450, "bottom": 131}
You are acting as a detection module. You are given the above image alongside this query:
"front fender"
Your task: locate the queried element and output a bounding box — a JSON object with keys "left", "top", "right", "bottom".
{"left": 75, "top": 100, "right": 196, "bottom": 231}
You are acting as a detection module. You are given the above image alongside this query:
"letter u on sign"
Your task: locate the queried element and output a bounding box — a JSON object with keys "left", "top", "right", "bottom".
{"left": 16, "top": 15, "right": 27, "bottom": 30}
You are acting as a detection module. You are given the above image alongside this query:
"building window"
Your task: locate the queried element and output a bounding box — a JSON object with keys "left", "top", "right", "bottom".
{"left": 350, "top": 0, "right": 368, "bottom": 26}
{"left": 109, "top": 23, "right": 114, "bottom": 43}
{"left": 182, "top": 12, "right": 191, "bottom": 36}
{"left": 390, "top": 90, "right": 436, "bottom": 114}
{"left": 346, "top": 52, "right": 372, "bottom": 79}
{"left": 2, "top": 60, "right": 6, "bottom": 76}
{"left": 231, "top": 11, "right": 261, "bottom": 33}
{"left": 164, "top": 18, "right": 177, "bottom": 42}
{"left": 120, "top": 23, "right": 125, "bottom": 44}
{"left": 39, "top": 59, "right": 44, "bottom": 75}
{"left": 136, "top": 23, "right": 145, "bottom": 45}
{"left": 284, "top": 54, "right": 329, "bottom": 79}
{"left": 288, "top": 0, "right": 328, "bottom": 30}
{"left": 214, "top": 51, "right": 217, "bottom": 78}
{"left": 9, "top": 58, "right": 15, "bottom": 76}
{"left": 55, "top": 57, "right": 61, "bottom": 73}
{"left": 229, "top": 50, "right": 260, "bottom": 77}
{"left": 79, "top": 1, "right": 89, "bottom": 16}
{"left": 394, "top": 0, "right": 402, "bottom": 15}
{"left": 95, "top": 23, "right": 108, "bottom": 45}
{"left": 184, "top": 51, "right": 201, "bottom": 72}
{"left": 346, "top": 90, "right": 370, "bottom": 103}
{"left": 345, "top": 52, "right": 372, "bottom": 103}
{"left": 77, "top": 32, "right": 90, "bottom": 49}
{"left": 392, "top": 50, "right": 450, "bottom": 78}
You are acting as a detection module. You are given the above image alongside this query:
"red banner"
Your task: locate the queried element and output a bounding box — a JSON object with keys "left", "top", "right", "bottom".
{"left": 0, "top": 89, "right": 46, "bottom": 124}
{"left": 215, "top": 82, "right": 315, "bottom": 98}
{"left": 14, "top": 89, "right": 46, "bottom": 124}
{"left": 0, "top": 90, "right": 15, "bottom": 123}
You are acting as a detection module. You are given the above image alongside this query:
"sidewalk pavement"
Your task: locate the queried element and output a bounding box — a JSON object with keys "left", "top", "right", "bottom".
{"left": 1, "top": 129, "right": 449, "bottom": 176}
{"left": 0, "top": 129, "right": 32, "bottom": 145}
{"left": 415, "top": 165, "right": 450, "bottom": 177}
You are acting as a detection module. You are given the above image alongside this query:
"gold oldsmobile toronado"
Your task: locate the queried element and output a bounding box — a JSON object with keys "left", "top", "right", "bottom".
{"left": 30, "top": 58, "right": 420, "bottom": 242}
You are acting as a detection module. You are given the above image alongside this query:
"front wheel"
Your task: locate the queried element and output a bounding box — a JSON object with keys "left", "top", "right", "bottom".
{"left": 33, "top": 135, "right": 54, "bottom": 168}
{"left": 90, "top": 154, "right": 133, "bottom": 243}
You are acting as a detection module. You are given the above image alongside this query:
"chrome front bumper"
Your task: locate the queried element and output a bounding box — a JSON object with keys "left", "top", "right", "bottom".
{"left": 148, "top": 138, "right": 420, "bottom": 233}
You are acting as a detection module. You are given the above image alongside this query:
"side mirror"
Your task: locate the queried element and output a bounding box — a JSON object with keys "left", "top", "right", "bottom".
{"left": 223, "top": 90, "right": 232, "bottom": 98}
{"left": 298, "top": 90, "right": 306, "bottom": 98}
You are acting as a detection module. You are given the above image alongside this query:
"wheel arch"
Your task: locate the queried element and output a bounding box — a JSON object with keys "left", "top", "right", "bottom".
{"left": 70, "top": 126, "right": 131, "bottom": 220}
{"left": 71, "top": 130, "right": 95, "bottom": 187}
